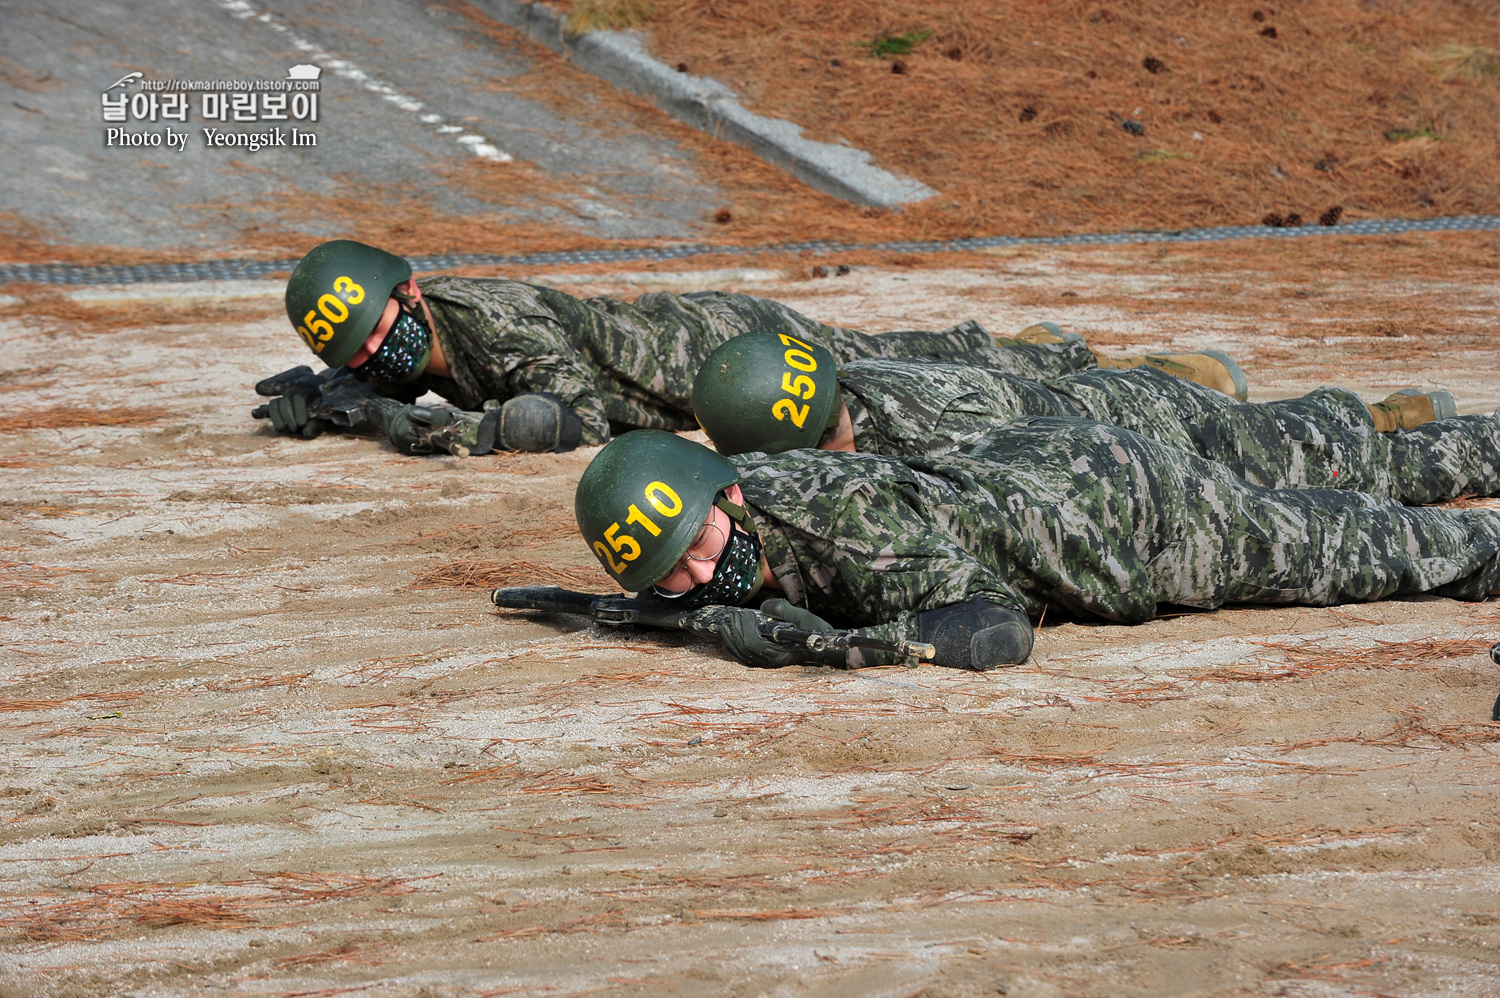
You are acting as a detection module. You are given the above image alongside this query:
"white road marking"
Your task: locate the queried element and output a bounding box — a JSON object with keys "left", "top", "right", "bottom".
{"left": 216, "top": 0, "right": 514, "bottom": 162}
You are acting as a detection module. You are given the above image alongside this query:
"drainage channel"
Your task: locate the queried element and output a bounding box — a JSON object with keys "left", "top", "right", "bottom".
{"left": 5, "top": 213, "right": 1498, "bottom": 287}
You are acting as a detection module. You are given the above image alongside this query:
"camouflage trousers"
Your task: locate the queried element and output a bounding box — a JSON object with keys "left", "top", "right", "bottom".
{"left": 664, "top": 291, "right": 1097, "bottom": 380}
{"left": 956, "top": 418, "right": 1500, "bottom": 621}
{"left": 1033, "top": 367, "right": 1500, "bottom": 504}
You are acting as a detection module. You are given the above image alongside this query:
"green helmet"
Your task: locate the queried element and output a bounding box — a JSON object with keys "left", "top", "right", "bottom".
{"left": 575, "top": 430, "right": 737, "bottom": 592}
{"left": 284, "top": 240, "right": 411, "bottom": 368}
{"left": 691, "top": 333, "right": 841, "bottom": 456}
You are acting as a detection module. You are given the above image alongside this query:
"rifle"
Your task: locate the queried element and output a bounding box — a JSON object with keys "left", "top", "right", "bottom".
{"left": 252, "top": 366, "right": 497, "bottom": 457}
{"left": 490, "top": 585, "right": 936, "bottom": 668}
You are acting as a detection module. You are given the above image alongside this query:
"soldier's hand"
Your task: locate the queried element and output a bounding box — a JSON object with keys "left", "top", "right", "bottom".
{"left": 387, "top": 404, "right": 453, "bottom": 455}
{"left": 498, "top": 393, "right": 584, "bottom": 453}
{"left": 261, "top": 392, "right": 325, "bottom": 439}
{"left": 761, "top": 598, "right": 846, "bottom": 667}
{"left": 716, "top": 608, "right": 808, "bottom": 669}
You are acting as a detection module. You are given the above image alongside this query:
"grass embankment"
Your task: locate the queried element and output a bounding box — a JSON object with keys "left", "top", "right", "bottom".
{"left": 560, "top": 0, "right": 1500, "bottom": 238}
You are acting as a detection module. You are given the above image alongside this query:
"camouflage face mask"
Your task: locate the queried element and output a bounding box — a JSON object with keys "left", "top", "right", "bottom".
{"left": 657, "top": 519, "right": 764, "bottom": 609}
{"left": 358, "top": 308, "right": 431, "bottom": 386}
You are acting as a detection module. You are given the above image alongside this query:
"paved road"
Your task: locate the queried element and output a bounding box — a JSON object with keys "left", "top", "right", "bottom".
{"left": 1, "top": 0, "right": 722, "bottom": 255}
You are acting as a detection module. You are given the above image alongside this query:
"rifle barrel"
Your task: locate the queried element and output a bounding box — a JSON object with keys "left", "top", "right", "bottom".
{"left": 760, "top": 621, "right": 935, "bottom": 665}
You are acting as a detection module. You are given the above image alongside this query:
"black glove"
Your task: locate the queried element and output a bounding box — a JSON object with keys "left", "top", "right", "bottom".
{"left": 498, "top": 393, "right": 584, "bottom": 453}
{"left": 262, "top": 392, "right": 324, "bottom": 439}
{"left": 717, "top": 600, "right": 840, "bottom": 669}
{"left": 717, "top": 608, "right": 803, "bottom": 669}
{"left": 760, "top": 598, "right": 846, "bottom": 667}
{"left": 387, "top": 404, "right": 453, "bottom": 455}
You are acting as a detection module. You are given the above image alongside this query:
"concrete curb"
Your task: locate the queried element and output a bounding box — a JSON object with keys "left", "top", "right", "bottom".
{"left": 468, "top": 0, "right": 937, "bottom": 209}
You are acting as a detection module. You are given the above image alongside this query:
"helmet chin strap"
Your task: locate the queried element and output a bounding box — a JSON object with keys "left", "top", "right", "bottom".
{"left": 714, "top": 493, "right": 751, "bottom": 527}
{"left": 713, "top": 495, "right": 764, "bottom": 603}
{"left": 653, "top": 494, "right": 764, "bottom": 606}
{"left": 816, "top": 383, "right": 846, "bottom": 447}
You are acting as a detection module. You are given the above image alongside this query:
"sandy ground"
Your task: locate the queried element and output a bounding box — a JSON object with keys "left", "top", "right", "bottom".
{"left": 2, "top": 239, "right": 1499, "bottom": 997}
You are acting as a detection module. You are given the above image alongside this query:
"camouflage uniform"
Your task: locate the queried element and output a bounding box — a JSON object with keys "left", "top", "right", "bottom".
{"left": 840, "top": 361, "right": 1500, "bottom": 505}
{"left": 413, "top": 278, "right": 1095, "bottom": 444}
{"left": 733, "top": 419, "right": 1500, "bottom": 644}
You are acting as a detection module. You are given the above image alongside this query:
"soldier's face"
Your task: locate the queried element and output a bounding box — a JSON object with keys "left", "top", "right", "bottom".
{"left": 818, "top": 401, "right": 856, "bottom": 453}
{"left": 654, "top": 485, "right": 744, "bottom": 594}
{"left": 347, "top": 279, "right": 419, "bottom": 369}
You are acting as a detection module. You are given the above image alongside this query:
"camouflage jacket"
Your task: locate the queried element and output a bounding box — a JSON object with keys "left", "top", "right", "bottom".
{"left": 412, "top": 278, "right": 1063, "bottom": 445}
{"left": 838, "top": 360, "right": 1255, "bottom": 460}
{"left": 841, "top": 359, "right": 1081, "bottom": 457}
{"left": 734, "top": 418, "right": 1500, "bottom": 640}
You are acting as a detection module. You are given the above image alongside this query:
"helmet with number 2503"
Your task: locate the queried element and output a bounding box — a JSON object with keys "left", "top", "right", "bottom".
{"left": 284, "top": 240, "right": 411, "bottom": 368}
{"left": 575, "top": 430, "right": 738, "bottom": 592}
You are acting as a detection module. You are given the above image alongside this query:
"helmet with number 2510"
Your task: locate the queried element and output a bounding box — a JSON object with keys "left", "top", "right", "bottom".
{"left": 575, "top": 430, "right": 738, "bottom": 592}
{"left": 284, "top": 239, "right": 411, "bottom": 368}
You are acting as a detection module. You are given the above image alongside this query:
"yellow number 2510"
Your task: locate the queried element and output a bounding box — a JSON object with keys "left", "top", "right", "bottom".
{"left": 593, "top": 481, "right": 684, "bottom": 576}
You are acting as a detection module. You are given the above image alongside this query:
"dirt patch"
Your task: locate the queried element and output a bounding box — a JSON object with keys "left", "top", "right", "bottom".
{"left": 0, "top": 215, "right": 211, "bottom": 268}
{"left": 2, "top": 243, "right": 1498, "bottom": 995}
{"left": 410, "top": 555, "right": 613, "bottom": 590}
{"left": 0, "top": 407, "right": 160, "bottom": 434}
{"left": 0, "top": 285, "right": 284, "bottom": 333}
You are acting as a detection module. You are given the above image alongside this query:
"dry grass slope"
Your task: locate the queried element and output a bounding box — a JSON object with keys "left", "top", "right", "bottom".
{"left": 586, "top": 0, "right": 1500, "bottom": 236}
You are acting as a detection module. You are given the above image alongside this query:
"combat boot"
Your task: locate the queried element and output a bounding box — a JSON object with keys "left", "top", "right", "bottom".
{"left": 1095, "top": 349, "right": 1249, "bottom": 402}
{"left": 1367, "top": 388, "right": 1457, "bottom": 432}
{"left": 1011, "top": 321, "right": 1085, "bottom": 346}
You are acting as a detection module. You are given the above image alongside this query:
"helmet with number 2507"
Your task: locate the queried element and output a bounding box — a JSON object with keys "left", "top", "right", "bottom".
{"left": 691, "top": 332, "right": 840, "bottom": 456}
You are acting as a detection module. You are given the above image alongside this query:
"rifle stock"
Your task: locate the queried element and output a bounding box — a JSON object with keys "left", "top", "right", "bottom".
{"left": 489, "top": 585, "right": 935, "bottom": 668}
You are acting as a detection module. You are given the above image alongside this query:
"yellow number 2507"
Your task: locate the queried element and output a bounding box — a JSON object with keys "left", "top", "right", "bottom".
{"left": 770, "top": 333, "right": 818, "bottom": 428}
